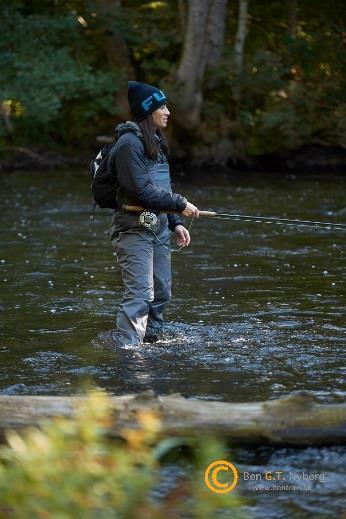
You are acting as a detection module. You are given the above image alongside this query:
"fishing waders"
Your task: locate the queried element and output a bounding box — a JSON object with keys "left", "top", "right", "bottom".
{"left": 110, "top": 162, "right": 175, "bottom": 347}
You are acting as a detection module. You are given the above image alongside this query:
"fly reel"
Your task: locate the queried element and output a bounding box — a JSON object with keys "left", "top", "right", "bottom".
{"left": 138, "top": 211, "right": 158, "bottom": 229}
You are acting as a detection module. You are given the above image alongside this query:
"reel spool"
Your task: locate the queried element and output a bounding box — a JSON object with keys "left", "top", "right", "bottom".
{"left": 138, "top": 211, "right": 158, "bottom": 229}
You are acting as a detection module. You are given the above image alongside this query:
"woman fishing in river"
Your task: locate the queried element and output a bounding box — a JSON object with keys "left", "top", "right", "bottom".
{"left": 109, "top": 81, "right": 199, "bottom": 347}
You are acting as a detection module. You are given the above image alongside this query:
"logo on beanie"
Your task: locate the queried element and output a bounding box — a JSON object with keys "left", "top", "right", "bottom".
{"left": 141, "top": 90, "right": 166, "bottom": 112}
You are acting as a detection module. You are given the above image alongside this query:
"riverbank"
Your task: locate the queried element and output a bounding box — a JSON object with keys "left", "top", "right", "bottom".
{"left": 1, "top": 144, "right": 345, "bottom": 174}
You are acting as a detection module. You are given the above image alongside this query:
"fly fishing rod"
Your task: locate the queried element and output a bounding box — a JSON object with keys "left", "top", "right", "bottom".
{"left": 123, "top": 205, "right": 346, "bottom": 231}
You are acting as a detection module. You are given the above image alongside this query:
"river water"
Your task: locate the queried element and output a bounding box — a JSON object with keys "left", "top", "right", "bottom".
{"left": 0, "top": 169, "right": 345, "bottom": 517}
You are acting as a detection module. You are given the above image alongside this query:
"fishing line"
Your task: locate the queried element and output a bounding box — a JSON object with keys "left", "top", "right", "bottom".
{"left": 149, "top": 217, "right": 194, "bottom": 253}
{"left": 206, "top": 213, "right": 346, "bottom": 230}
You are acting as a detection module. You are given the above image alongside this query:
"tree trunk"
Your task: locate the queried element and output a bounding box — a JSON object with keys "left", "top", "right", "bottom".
{"left": 287, "top": 0, "right": 298, "bottom": 39}
{"left": 177, "top": 0, "right": 188, "bottom": 38}
{"left": 172, "top": 0, "right": 228, "bottom": 129}
{"left": 0, "top": 102, "right": 13, "bottom": 135}
{"left": 99, "top": 0, "right": 134, "bottom": 120}
{"left": 0, "top": 392, "right": 345, "bottom": 446}
{"left": 234, "top": 0, "right": 249, "bottom": 74}
{"left": 205, "top": 0, "right": 228, "bottom": 73}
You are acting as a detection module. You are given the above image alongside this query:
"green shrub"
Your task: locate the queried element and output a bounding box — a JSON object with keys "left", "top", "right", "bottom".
{"left": 0, "top": 390, "right": 244, "bottom": 518}
{"left": 0, "top": 4, "right": 119, "bottom": 146}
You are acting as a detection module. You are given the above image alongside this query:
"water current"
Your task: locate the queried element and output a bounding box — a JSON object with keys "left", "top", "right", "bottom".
{"left": 0, "top": 169, "right": 345, "bottom": 517}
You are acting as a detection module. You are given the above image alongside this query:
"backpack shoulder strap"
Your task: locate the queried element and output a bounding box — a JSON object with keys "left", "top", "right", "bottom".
{"left": 106, "top": 140, "right": 119, "bottom": 176}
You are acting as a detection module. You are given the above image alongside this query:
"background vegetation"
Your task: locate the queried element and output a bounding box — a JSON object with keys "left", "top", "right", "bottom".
{"left": 1, "top": 0, "right": 345, "bottom": 167}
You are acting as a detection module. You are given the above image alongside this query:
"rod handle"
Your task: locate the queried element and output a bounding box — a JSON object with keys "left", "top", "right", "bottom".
{"left": 122, "top": 205, "right": 216, "bottom": 217}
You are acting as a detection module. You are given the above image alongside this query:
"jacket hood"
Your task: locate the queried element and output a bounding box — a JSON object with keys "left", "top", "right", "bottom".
{"left": 115, "top": 121, "right": 143, "bottom": 141}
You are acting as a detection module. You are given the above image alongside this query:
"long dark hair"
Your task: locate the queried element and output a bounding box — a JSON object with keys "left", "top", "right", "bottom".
{"left": 137, "top": 114, "right": 169, "bottom": 160}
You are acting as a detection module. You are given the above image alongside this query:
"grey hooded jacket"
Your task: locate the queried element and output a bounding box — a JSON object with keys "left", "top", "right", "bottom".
{"left": 110, "top": 122, "right": 186, "bottom": 231}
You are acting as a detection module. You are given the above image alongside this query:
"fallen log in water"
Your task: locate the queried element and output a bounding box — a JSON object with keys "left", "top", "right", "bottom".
{"left": 0, "top": 391, "right": 345, "bottom": 446}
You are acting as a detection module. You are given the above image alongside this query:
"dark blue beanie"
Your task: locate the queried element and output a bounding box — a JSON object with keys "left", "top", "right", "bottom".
{"left": 128, "top": 81, "right": 167, "bottom": 121}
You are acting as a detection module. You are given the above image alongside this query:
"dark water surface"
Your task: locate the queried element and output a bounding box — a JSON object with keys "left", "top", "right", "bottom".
{"left": 1, "top": 169, "right": 345, "bottom": 517}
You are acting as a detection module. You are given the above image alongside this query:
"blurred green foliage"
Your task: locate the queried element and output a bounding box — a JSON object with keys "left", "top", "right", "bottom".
{"left": 0, "top": 1, "right": 120, "bottom": 147}
{"left": 0, "top": 390, "right": 244, "bottom": 518}
{"left": 0, "top": 0, "right": 345, "bottom": 158}
{"left": 207, "top": 0, "right": 346, "bottom": 156}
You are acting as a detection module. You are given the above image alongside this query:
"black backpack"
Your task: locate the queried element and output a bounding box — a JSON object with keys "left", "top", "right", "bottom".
{"left": 89, "top": 142, "right": 118, "bottom": 210}
{"left": 89, "top": 122, "right": 143, "bottom": 211}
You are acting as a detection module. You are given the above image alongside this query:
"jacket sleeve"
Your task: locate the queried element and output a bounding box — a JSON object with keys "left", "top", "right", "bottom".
{"left": 115, "top": 137, "right": 187, "bottom": 212}
{"left": 167, "top": 213, "right": 184, "bottom": 231}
